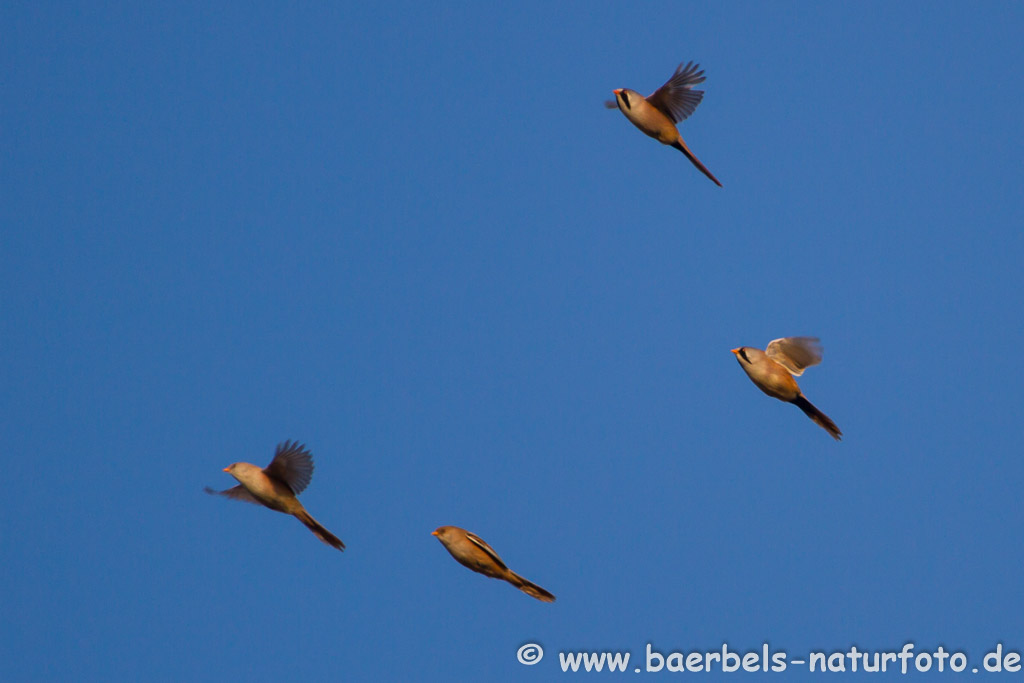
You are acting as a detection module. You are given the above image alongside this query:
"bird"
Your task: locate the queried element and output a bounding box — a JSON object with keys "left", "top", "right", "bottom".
{"left": 731, "top": 337, "right": 842, "bottom": 440}
{"left": 432, "top": 526, "right": 555, "bottom": 602}
{"left": 606, "top": 61, "right": 722, "bottom": 186}
{"left": 206, "top": 440, "right": 345, "bottom": 550}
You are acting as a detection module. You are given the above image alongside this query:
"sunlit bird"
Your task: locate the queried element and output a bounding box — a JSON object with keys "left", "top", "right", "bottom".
{"left": 731, "top": 337, "right": 842, "bottom": 440}
{"left": 206, "top": 440, "right": 345, "bottom": 550}
{"left": 607, "top": 61, "right": 722, "bottom": 186}
{"left": 432, "top": 525, "right": 555, "bottom": 602}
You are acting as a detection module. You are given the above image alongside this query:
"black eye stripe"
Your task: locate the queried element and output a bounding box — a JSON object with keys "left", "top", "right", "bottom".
{"left": 739, "top": 348, "right": 750, "bottom": 363}
{"left": 621, "top": 92, "right": 630, "bottom": 109}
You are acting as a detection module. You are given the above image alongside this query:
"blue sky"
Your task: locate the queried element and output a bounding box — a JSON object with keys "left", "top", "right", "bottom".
{"left": 2, "top": 1, "right": 1022, "bottom": 680}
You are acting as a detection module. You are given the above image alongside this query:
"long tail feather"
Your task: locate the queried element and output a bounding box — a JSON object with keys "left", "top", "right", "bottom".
{"left": 792, "top": 395, "right": 842, "bottom": 441}
{"left": 507, "top": 571, "right": 556, "bottom": 602}
{"left": 295, "top": 509, "right": 345, "bottom": 550}
{"left": 672, "top": 139, "right": 722, "bottom": 187}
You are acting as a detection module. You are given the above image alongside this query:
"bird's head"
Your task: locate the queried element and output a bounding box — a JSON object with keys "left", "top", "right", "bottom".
{"left": 731, "top": 347, "right": 759, "bottom": 365}
{"left": 610, "top": 88, "right": 639, "bottom": 112}
{"left": 222, "top": 461, "right": 259, "bottom": 483}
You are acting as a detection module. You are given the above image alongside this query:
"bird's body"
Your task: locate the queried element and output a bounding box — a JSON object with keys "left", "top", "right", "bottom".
{"left": 432, "top": 525, "right": 555, "bottom": 603}
{"left": 223, "top": 462, "right": 302, "bottom": 513}
{"left": 608, "top": 61, "right": 722, "bottom": 186}
{"left": 614, "top": 89, "right": 681, "bottom": 144}
{"left": 207, "top": 441, "right": 345, "bottom": 550}
{"left": 739, "top": 352, "right": 802, "bottom": 401}
{"left": 732, "top": 338, "right": 842, "bottom": 440}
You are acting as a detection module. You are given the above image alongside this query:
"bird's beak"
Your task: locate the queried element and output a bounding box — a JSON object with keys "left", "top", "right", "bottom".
{"left": 431, "top": 530, "right": 439, "bottom": 537}
{"left": 613, "top": 88, "right": 623, "bottom": 95}
{"left": 730, "top": 348, "right": 740, "bottom": 356}
{"left": 222, "top": 467, "right": 231, "bottom": 472}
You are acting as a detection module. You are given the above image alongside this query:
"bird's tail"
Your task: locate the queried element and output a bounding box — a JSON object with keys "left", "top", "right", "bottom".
{"left": 507, "top": 571, "right": 556, "bottom": 603}
{"left": 671, "top": 139, "right": 722, "bottom": 187}
{"left": 791, "top": 395, "right": 842, "bottom": 441}
{"left": 295, "top": 509, "right": 346, "bottom": 550}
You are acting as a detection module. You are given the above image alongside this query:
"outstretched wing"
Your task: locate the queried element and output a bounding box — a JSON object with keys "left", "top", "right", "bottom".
{"left": 465, "top": 531, "right": 509, "bottom": 571}
{"left": 204, "top": 485, "right": 261, "bottom": 505}
{"left": 263, "top": 440, "right": 314, "bottom": 495}
{"left": 765, "top": 337, "right": 823, "bottom": 376}
{"left": 646, "top": 61, "right": 706, "bottom": 124}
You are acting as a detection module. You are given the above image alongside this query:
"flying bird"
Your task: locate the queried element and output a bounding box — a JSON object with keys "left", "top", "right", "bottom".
{"left": 206, "top": 440, "right": 345, "bottom": 550}
{"left": 731, "top": 337, "right": 842, "bottom": 440}
{"left": 432, "top": 526, "right": 555, "bottom": 602}
{"left": 606, "top": 61, "right": 722, "bottom": 186}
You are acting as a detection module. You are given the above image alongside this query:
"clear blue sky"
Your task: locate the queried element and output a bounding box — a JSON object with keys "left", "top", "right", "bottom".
{"left": 3, "top": 2, "right": 1022, "bottom": 680}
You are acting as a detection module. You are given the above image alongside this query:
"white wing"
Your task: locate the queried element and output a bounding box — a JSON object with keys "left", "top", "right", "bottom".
{"left": 765, "top": 337, "right": 823, "bottom": 376}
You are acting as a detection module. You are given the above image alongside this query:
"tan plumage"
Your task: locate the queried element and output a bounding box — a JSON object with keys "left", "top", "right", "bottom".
{"left": 206, "top": 440, "right": 345, "bottom": 550}
{"left": 731, "top": 337, "right": 842, "bottom": 440}
{"left": 607, "top": 61, "right": 722, "bottom": 186}
{"left": 432, "top": 526, "right": 555, "bottom": 602}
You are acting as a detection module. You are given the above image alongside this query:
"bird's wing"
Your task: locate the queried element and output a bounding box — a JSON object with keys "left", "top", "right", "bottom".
{"left": 646, "top": 61, "right": 706, "bottom": 124}
{"left": 604, "top": 99, "right": 619, "bottom": 109}
{"left": 204, "top": 485, "right": 261, "bottom": 505}
{"left": 465, "top": 531, "right": 509, "bottom": 570}
{"left": 263, "top": 440, "right": 314, "bottom": 495}
{"left": 765, "top": 337, "right": 823, "bottom": 376}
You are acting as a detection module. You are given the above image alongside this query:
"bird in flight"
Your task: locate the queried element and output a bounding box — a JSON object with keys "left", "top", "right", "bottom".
{"left": 731, "top": 337, "right": 842, "bottom": 440}
{"left": 433, "top": 525, "right": 555, "bottom": 602}
{"left": 206, "top": 440, "right": 345, "bottom": 550}
{"left": 607, "top": 61, "right": 722, "bottom": 186}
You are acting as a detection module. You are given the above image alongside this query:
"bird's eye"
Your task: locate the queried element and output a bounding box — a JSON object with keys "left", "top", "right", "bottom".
{"left": 620, "top": 92, "right": 631, "bottom": 109}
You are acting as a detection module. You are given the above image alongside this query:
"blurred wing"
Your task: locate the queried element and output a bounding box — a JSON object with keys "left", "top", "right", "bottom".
{"left": 204, "top": 485, "right": 261, "bottom": 505}
{"left": 465, "top": 531, "right": 509, "bottom": 570}
{"left": 646, "top": 61, "right": 706, "bottom": 124}
{"left": 765, "top": 337, "right": 823, "bottom": 376}
{"left": 263, "top": 440, "right": 314, "bottom": 495}
{"left": 604, "top": 99, "right": 619, "bottom": 109}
